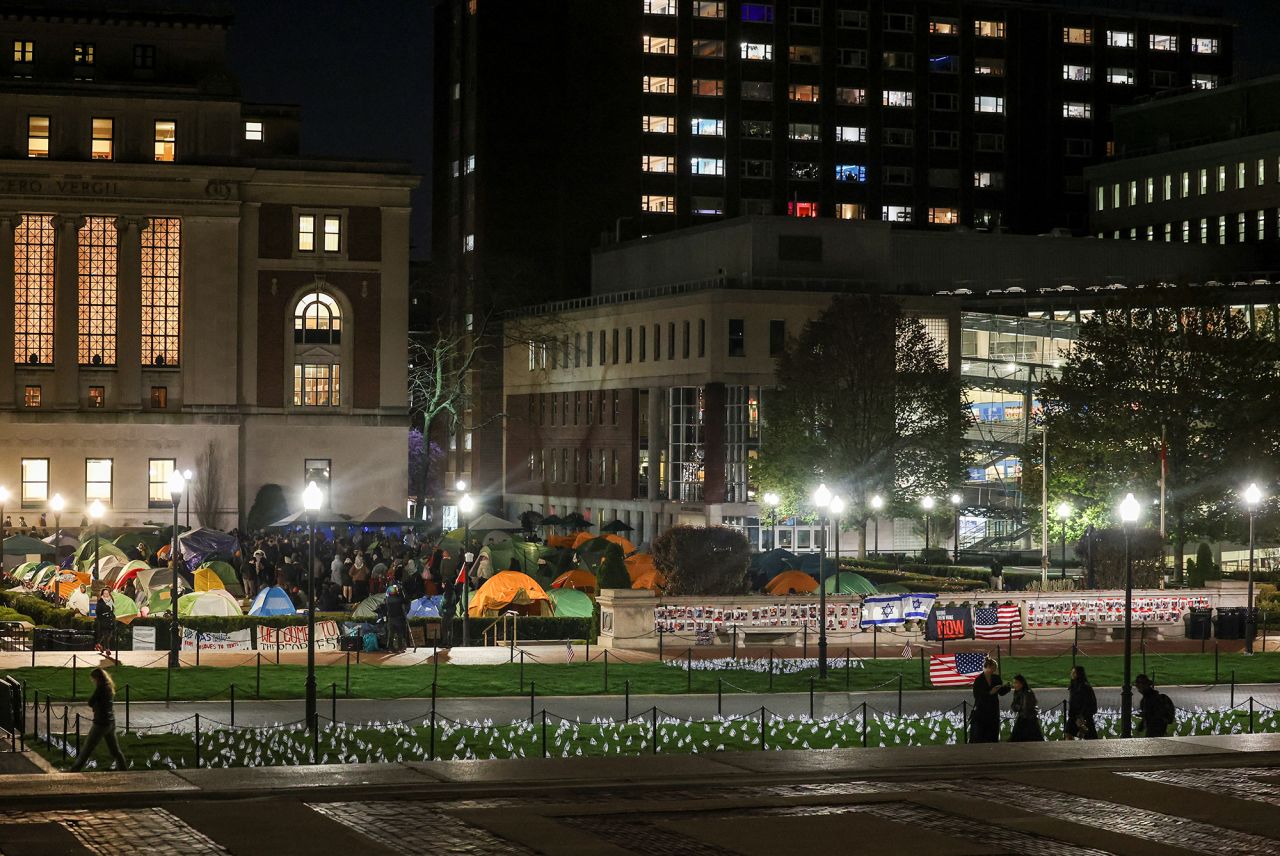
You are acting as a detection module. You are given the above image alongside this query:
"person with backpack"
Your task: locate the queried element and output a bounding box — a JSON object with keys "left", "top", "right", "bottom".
{"left": 1135, "top": 673, "right": 1175, "bottom": 737}
{"left": 1066, "top": 665, "right": 1098, "bottom": 740}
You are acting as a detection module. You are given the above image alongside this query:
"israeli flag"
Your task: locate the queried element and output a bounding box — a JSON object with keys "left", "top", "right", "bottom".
{"left": 902, "top": 593, "right": 936, "bottom": 621}
{"left": 860, "top": 594, "right": 906, "bottom": 627}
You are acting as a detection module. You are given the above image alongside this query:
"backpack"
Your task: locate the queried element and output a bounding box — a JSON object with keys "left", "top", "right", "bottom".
{"left": 1157, "top": 693, "right": 1176, "bottom": 723}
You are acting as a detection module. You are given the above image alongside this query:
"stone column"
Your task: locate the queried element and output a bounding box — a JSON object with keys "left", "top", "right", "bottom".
{"left": 53, "top": 215, "right": 82, "bottom": 409}
{"left": 647, "top": 386, "right": 663, "bottom": 501}
{"left": 0, "top": 214, "right": 19, "bottom": 408}
{"left": 115, "top": 216, "right": 145, "bottom": 409}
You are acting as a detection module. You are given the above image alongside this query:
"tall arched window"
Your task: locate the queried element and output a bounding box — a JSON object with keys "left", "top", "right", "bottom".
{"left": 292, "top": 289, "right": 343, "bottom": 407}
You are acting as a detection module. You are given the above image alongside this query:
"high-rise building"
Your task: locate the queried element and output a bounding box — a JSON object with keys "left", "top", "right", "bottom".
{"left": 0, "top": 2, "right": 418, "bottom": 527}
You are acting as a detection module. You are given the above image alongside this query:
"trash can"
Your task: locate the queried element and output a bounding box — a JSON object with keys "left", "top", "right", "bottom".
{"left": 1214, "top": 607, "right": 1242, "bottom": 640}
{"left": 1186, "top": 609, "right": 1213, "bottom": 640}
{"left": 0, "top": 676, "right": 23, "bottom": 732}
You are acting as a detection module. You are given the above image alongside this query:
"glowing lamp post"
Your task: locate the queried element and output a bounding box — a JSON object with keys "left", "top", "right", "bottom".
{"left": 812, "top": 484, "right": 832, "bottom": 678}
{"left": 459, "top": 492, "right": 476, "bottom": 646}
{"left": 167, "top": 470, "right": 186, "bottom": 668}
{"left": 762, "top": 491, "right": 780, "bottom": 551}
{"left": 49, "top": 493, "right": 65, "bottom": 540}
{"left": 1118, "top": 492, "right": 1140, "bottom": 737}
{"left": 869, "top": 494, "right": 884, "bottom": 557}
{"left": 949, "top": 493, "right": 962, "bottom": 564}
{"left": 1244, "top": 483, "right": 1262, "bottom": 655}
{"left": 303, "top": 479, "right": 323, "bottom": 754}
{"left": 920, "top": 496, "right": 935, "bottom": 557}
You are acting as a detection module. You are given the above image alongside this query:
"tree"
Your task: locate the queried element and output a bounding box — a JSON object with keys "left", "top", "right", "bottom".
{"left": 192, "top": 441, "right": 223, "bottom": 528}
{"left": 246, "top": 484, "right": 289, "bottom": 534}
{"left": 651, "top": 526, "right": 750, "bottom": 595}
{"left": 407, "top": 320, "right": 486, "bottom": 505}
{"left": 595, "top": 543, "right": 631, "bottom": 590}
{"left": 1075, "top": 527, "right": 1165, "bottom": 589}
{"left": 753, "top": 294, "right": 970, "bottom": 556}
{"left": 1040, "top": 306, "right": 1280, "bottom": 577}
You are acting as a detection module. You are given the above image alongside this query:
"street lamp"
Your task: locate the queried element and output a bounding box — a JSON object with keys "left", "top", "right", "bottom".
{"left": 49, "top": 493, "right": 65, "bottom": 540}
{"left": 949, "top": 493, "right": 962, "bottom": 564}
{"left": 869, "top": 494, "right": 884, "bottom": 557}
{"left": 812, "top": 484, "right": 832, "bottom": 678}
{"left": 0, "top": 485, "right": 8, "bottom": 577}
{"left": 1118, "top": 492, "right": 1140, "bottom": 737}
{"left": 920, "top": 496, "right": 935, "bottom": 557}
{"left": 302, "top": 479, "right": 323, "bottom": 756}
{"left": 762, "top": 492, "right": 780, "bottom": 550}
{"left": 1056, "top": 502, "right": 1072, "bottom": 579}
{"left": 88, "top": 500, "right": 104, "bottom": 587}
{"left": 167, "top": 470, "right": 186, "bottom": 669}
{"left": 182, "top": 468, "right": 193, "bottom": 529}
{"left": 459, "top": 492, "right": 476, "bottom": 646}
{"left": 1244, "top": 483, "right": 1262, "bottom": 655}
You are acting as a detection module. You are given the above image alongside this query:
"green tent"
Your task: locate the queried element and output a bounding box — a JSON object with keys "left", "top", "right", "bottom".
{"left": 144, "top": 580, "right": 189, "bottom": 614}
{"left": 548, "top": 587, "right": 594, "bottom": 618}
{"left": 14, "top": 561, "right": 47, "bottom": 580}
{"left": 113, "top": 532, "right": 164, "bottom": 553}
{"left": 198, "top": 560, "right": 242, "bottom": 593}
{"left": 823, "top": 572, "right": 879, "bottom": 595}
{"left": 876, "top": 582, "right": 911, "bottom": 594}
{"left": 574, "top": 537, "right": 615, "bottom": 572}
{"left": 73, "top": 537, "right": 127, "bottom": 571}
{"left": 3, "top": 534, "right": 57, "bottom": 557}
{"left": 352, "top": 593, "right": 386, "bottom": 620}
{"left": 109, "top": 590, "right": 140, "bottom": 621}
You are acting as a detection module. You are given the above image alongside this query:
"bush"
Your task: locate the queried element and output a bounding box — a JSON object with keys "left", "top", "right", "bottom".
{"left": 653, "top": 526, "right": 750, "bottom": 596}
{"left": 919, "top": 548, "right": 951, "bottom": 565}
{"left": 1083, "top": 527, "right": 1165, "bottom": 588}
{"left": 0, "top": 591, "right": 93, "bottom": 630}
{"left": 246, "top": 483, "right": 289, "bottom": 533}
{"left": 1187, "top": 542, "right": 1220, "bottom": 587}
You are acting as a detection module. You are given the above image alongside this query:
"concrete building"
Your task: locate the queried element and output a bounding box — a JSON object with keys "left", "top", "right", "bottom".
{"left": 0, "top": 3, "right": 417, "bottom": 530}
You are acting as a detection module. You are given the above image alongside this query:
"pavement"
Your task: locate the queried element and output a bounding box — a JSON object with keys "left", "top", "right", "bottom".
{"left": 45, "top": 683, "right": 1280, "bottom": 732}
{"left": 1, "top": 734, "right": 1280, "bottom": 854}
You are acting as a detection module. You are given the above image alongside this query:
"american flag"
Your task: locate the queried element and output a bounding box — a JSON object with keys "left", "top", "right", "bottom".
{"left": 901, "top": 640, "right": 912, "bottom": 659}
{"left": 975, "top": 605, "right": 1024, "bottom": 640}
{"left": 565, "top": 641, "right": 575, "bottom": 663}
{"left": 930, "top": 651, "right": 989, "bottom": 687}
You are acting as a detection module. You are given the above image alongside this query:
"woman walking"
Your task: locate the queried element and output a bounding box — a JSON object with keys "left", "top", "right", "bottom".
{"left": 1066, "top": 665, "right": 1098, "bottom": 740}
{"left": 67, "top": 669, "right": 127, "bottom": 771}
{"left": 1008, "top": 674, "right": 1044, "bottom": 742}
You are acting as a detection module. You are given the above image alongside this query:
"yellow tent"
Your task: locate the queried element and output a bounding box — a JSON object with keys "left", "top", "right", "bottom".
{"left": 468, "top": 570, "right": 552, "bottom": 617}
{"left": 192, "top": 568, "right": 226, "bottom": 592}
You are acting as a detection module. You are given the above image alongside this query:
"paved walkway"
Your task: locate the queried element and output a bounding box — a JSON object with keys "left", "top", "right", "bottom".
{"left": 1, "top": 735, "right": 1279, "bottom": 854}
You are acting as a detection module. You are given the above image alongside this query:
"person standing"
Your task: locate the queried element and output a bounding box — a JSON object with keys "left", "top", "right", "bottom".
{"left": 969, "top": 658, "right": 1010, "bottom": 743}
{"left": 1066, "top": 665, "right": 1098, "bottom": 740}
{"left": 1135, "top": 674, "right": 1175, "bottom": 737}
{"left": 93, "top": 590, "right": 116, "bottom": 659}
{"left": 351, "top": 553, "right": 370, "bottom": 602}
{"left": 67, "top": 669, "right": 127, "bottom": 771}
{"left": 989, "top": 557, "right": 1004, "bottom": 591}
{"left": 383, "top": 584, "right": 410, "bottom": 653}
{"left": 1008, "top": 674, "right": 1044, "bottom": 742}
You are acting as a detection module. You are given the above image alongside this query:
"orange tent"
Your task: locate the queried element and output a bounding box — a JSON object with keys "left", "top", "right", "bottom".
{"left": 468, "top": 570, "right": 553, "bottom": 617}
{"left": 624, "top": 553, "right": 658, "bottom": 582}
{"left": 571, "top": 531, "right": 594, "bottom": 549}
{"left": 631, "top": 569, "right": 665, "bottom": 591}
{"left": 764, "top": 570, "right": 818, "bottom": 595}
{"left": 546, "top": 535, "right": 575, "bottom": 549}
{"left": 55, "top": 573, "right": 91, "bottom": 600}
{"left": 550, "top": 569, "right": 597, "bottom": 593}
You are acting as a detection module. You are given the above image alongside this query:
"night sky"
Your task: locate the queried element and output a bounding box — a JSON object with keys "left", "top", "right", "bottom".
{"left": 225, "top": 1, "right": 1280, "bottom": 262}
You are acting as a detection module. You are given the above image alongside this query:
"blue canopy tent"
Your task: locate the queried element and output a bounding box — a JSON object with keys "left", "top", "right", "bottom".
{"left": 248, "top": 585, "right": 296, "bottom": 616}
{"left": 408, "top": 595, "right": 443, "bottom": 618}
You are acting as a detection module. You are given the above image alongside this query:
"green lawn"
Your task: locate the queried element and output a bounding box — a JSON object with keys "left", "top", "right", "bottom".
{"left": 30, "top": 705, "right": 1277, "bottom": 771}
{"left": 10, "top": 651, "right": 1279, "bottom": 704}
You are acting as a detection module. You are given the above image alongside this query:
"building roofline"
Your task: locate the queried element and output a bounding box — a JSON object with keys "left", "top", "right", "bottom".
{"left": 1, "top": 1, "right": 234, "bottom": 27}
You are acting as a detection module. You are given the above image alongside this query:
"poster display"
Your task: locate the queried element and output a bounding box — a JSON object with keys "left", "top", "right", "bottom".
{"left": 860, "top": 593, "right": 937, "bottom": 628}
{"left": 1025, "top": 595, "right": 1211, "bottom": 628}
{"left": 654, "top": 602, "right": 860, "bottom": 634}
{"left": 925, "top": 605, "right": 974, "bottom": 641}
{"left": 181, "top": 627, "right": 252, "bottom": 651}
{"left": 257, "top": 620, "right": 342, "bottom": 652}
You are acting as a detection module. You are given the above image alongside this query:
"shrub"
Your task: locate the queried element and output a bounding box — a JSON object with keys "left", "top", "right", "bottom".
{"left": 652, "top": 526, "right": 750, "bottom": 596}
{"left": 1085, "top": 527, "right": 1165, "bottom": 588}
{"left": 246, "top": 483, "right": 289, "bottom": 533}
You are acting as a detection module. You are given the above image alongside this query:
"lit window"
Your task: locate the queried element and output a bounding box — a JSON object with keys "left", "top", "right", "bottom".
{"left": 975, "top": 171, "right": 1004, "bottom": 189}
{"left": 73, "top": 42, "right": 94, "bottom": 65}
{"left": 1182, "top": 220, "right": 1191, "bottom": 242}
{"left": 788, "top": 83, "right": 819, "bottom": 102}
{"left": 692, "top": 39, "right": 724, "bottom": 57}
{"left": 294, "top": 364, "right": 341, "bottom": 407}
{"left": 691, "top": 78, "right": 724, "bottom": 96}
{"left": 788, "top": 122, "right": 820, "bottom": 141}
{"left": 1192, "top": 74, "right": 1218, "bottom": 90}
{"left": 88, "top": 386, "right": 104, "bottom": 408}
{"left": 643, "top": 75, "right": 675, "bottom": 93}
{"left": 883, "top": 205, "right": 913, "bottom": 223}
{"left": 642, "top": 155, "right": 675, "bottom": 172}
{"left": 13, "top": 39, "right": 34, "bottom": 63}
{"left": 741, "top": 3, "right": 773, "bottom": 22}
{"left": 153, "top": 120, "right": 176, "bottom": 162}
{"left": 294, "top": 290, "right": 342, "bottom": 345}
{"left": 14, "top": 214, "right": 55, "bottom": 366}
{"left": 788, "top": 201, "right": 818, "bottom": 218}
{"left": 694, "top": 1, "right": 724, "bottom": 16}
{"left": 1063, "top": 64, "right": 1091, "bottom": 81}
{"left": 462, "top": 234, "right": 474, "bottom": 253}
{"left": 298, "top": 214, "right": 315, "bottom": 252}
{"left": 1063, "top": 27, "right": 1092, "bottom": 44}
{"left": 465, "top": 155, "right": 475, "bottom": 174}
{"left": 1217, "top": 165, "right": 1226, "bottom": 192}
{"left": 835, "top": 203, "right": 865, "bottom": 220}
{"left": 691, "top": 195, "right": 724, "bottom": 214}
{"left": 789, "top": 45, "right": 820, "bottom": 63}
{"left": 930, "top": 18, "right": 958, "bottom": 34}
{"left": 141, "top": 218, "right": 181, "bottom": 367}
{"left": 642, "top": 115, "right": 676, "bottom": 133}
{"left": 21, "top": 458, "right": 48, "bottom": 506}
{"left": 78, "top": 217, "right": 118, "bottom": 366}
{"left": 1107, "top": 67, "right": 1135, "bottom": 85}
{"left": 835, "top": 164, "right": 866, "bottom": 182}
{"left": 1259, "top": 158, "right": 1266, "bottom": 186}
{"left": 27, "top": 116, "right": 49, "bottom": 158}
{"left": 974, "top": 95, "right": 1004, "bottom": 114}
{"left": 642, "top": 35, "right": 676, "bottom": 55}
{"left": 642, "top": 195, "right": 675, "bottom": 213}
{"left": 1191, "top": 37, "right": 1219, "bottom": 54}
{"left": 790, "top": 161, "right": 819, "bottom": 180}
{"left": 1063, "top": 102, "right": 1092, "bottom": 119}
{"left": 1150, "top": 34, "right": 1178, "bottom": 51}
{"left": 974, "top": 20, "right": 1004, "bottom": 38}
{"left": 974, "top": 58, "right": 1005, "bottom": 76}
{"left": 690, "top": 117, "right": 724, "bottom": 136}
{"left": 1107, "top": 30, "right": 1134, "bottom": 48}
{"left": 1181, "top": 172, "right": 1190, "bottom": 197}
{"left": 1145, "top": 177, "right": 1154, "bottom": 203}
{"left": 690, "top": 157, "right": 724, "bottom": 175}
{"left": 323, "top": 215, "right": 341, "bottom": 252}
{"left": 1199, "top": 169, "right": 1208, "bottom": 194}
{"left": 741, "top": 42, "right": 772, "bottom": 61}
{"left": 835, "top": 87, "right": 865, "bottom": 105}
{"left": 1237, "top": 161, "right": 1246, "bottom": 189}
{"left": 930, "top": 55, "right": 960, "bottom": 73}
{"left": 883, "top": 90, "right": 913, "bottom": 108}
{"left": 1127, "top": 181, "right": 1137, "bottom": 206}
{"left": 91, "top": 118, "right": 113, "bottom": 160}
{"left": 85, "top": 458, "right": 112, "bottom": 505}
{"left": 643, "top": 0, "right": 675, "bottom": 14}
{"left": 23, "top": 386, "right": 41, "bottom": 407}
{"left": 835, "top": 126, "right": 866, "bottom": 143}
{"left": 150, "top": 386, "right": 167, "bottom": 409}
{"left": 929, "top": 208, "right": 959, "bottom": 225}
{"left": 244, "top": 121, "right": 264, "bottom": 141}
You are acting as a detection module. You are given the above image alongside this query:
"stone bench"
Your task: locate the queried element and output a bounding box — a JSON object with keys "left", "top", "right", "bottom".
{"left": 1074, "top": 623, "right": 1169, "bottom": 641}
{"left": 735, "top": 627, "right": 802, "bottom": 647}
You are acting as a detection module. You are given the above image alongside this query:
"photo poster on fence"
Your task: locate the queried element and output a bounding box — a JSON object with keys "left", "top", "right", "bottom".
{"left": 257, "top": 620, "right": 342, "bottom": 652}
{"left": 860, "top": 593, "right": 937, "bottom": 628}
{"left": 131, "top": 625, "right": 156, "bottom": 651}
{"left": 181, "top": 627, "right": 252, "bottom": 651}
{"left": 1025, "top": 595, "right": 1213, "bottom": 628}
{"left": 925, "top": 604, "right": 974, "bottom": 641}
{"left": 653, "top": 602, "right": 861, "bottom": 634}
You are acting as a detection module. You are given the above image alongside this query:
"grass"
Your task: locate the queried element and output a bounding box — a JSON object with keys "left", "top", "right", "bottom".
{"left": 30, "top": 705, "right": 1279, "bottom": 771}
{"left": 10, "top": 651, "right": 1280, "bottom": 704}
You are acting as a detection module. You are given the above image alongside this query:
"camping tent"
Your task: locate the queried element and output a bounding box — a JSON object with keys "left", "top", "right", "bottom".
{"left": 352, "top": 593, "right": 387, "bottom": 621}
{"left": 407, "top": 595, "right": 443, "bottom": 618}
{"left": 876, "top": 582, "right": 911, "bottom": 594}
{"left": 248, "top": 586, "right": 296, "bottom": 616}
{"left": 572, "top": 531, "right": 637, "bottom": 556}
{"left": 113, "top": 532, "right": 164, "bottom": 554}
{"left": 42, "top": 533, "right": 78, "bottom": 548}
{"left": 72, "top": 538, "right": 127, "bottom": 572}
{"left": 198, "top": 560, "right": 242, "bottom": 594}
{"left": 823, "top": 571, "right": 878, "bottom": 595}
{"left": 192, "top": 568, "right": 226, "bottom": 592}
{"left": 268, "top": 508, "right": 353, "bottom": 528}
{"left": 3, "top": 534, "right": 57, "bottom": 558}
{"left": 550, "top": 569, "right": 596, "bottom": 593}
{"left": 764, "top": 570, "right": 819, "bottom": 595}
{"left": 548, "top": 587, "right": 594, "bottom": 618}
{"left": 624, "top": 553, "right": 659, "bottom": 583}
{"left": 468, "top": 571, "right": 551, "bottom": 617}
{"left": 178, "top": 590, "right": 243, "bottom": 617}
{"left": 630, "top": 569, "right": 665, "bottom": 591}
{"left": 177, "top": 528, "right": 240, "bottom": 570}
{"left": 352, "top": 506, "right": 420, "bottom": 527}
{"left": 750, "top": 548, "right": 802, "bottom": 577}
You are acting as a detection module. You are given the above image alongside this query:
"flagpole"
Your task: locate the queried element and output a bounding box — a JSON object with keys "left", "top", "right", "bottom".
{"left": 1159, "top": 425, "right": 1167, "bottom": 539}
{"left": 1041, "top": 426, "right": 1049, "bottom": 589}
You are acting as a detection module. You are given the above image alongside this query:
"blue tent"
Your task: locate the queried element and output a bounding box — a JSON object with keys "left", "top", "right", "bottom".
{"left": 248, "top": 585, "right": 296, "bottom": 616}
{"left": 408, "top": 595, "right": 442, "bottom": 618}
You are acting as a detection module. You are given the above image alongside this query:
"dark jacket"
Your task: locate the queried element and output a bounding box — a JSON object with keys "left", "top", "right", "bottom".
{"left": 1138, "top": 685, "right": 1171, "bottom": 737}
{"left": 1009, "top": 688, "right": 1044, "bottom": 742}
{"left": 969, "top": 672, "right": 1009, "bottom": 743}
{"left": 88, "top": 682, "right": 115, "bottom": 725}
{"left": 384, "top": 591, "right": 408, "bottom": 628}
{"left": 1067, "top": 679, "right": 1098, "bottom": 738}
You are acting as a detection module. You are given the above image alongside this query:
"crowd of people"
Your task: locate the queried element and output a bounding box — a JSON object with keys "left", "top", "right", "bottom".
{"left": 969, "top": 660, "right": 1177, "bottom": 742}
